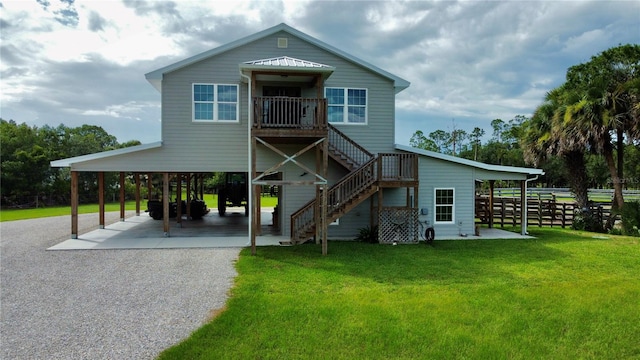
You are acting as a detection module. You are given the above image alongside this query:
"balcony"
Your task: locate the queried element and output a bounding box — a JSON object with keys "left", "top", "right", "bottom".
{"left": 252, "top": 97, "right": 328, "bottom": 140}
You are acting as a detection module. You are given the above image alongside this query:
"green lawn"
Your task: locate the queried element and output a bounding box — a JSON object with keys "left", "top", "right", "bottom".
{"left": 0, "top": 195, "right": 278, "bottom": 222}
{"left": 159, "top": 228, "right": 640, "bottom": 360}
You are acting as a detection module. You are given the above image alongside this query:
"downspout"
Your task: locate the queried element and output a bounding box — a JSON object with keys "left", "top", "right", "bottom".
{"left": 522, "top": 175, "right": 539, "bottom": 235}
{"left": 240, "top": 70, "right": 253, "bottom": 246}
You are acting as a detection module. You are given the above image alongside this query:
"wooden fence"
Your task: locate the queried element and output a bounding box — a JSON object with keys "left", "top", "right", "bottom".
{"left": 483, "top": 188, "right": 640, "bottom": 202}
{"left": 476, "top": 197, "right": 609, "bottom": 228}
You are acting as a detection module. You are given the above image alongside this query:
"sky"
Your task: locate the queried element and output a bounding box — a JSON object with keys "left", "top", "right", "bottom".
{"left": 1, "top": 0, "right": 639, "bottom": 146}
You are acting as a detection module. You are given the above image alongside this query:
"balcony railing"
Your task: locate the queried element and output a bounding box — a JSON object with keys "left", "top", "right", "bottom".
{"left": 252, "top": 97, "right": 327, "bottom": 130}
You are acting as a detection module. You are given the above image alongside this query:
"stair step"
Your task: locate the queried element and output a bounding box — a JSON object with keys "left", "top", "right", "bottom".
{"left": 279, "top": 240, "right": 294, "bottom": 246}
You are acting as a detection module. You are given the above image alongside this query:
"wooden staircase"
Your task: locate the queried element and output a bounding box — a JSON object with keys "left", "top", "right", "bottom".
{"left": 327, "top": 124, "right": 373, "bottom": 171}
{"left": 289, "top": 125, "right": 379, "bottom": 244}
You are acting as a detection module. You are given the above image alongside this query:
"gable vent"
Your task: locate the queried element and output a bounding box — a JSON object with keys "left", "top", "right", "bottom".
{"left": 277, "top": 37, "right": 288, "bottom": 48}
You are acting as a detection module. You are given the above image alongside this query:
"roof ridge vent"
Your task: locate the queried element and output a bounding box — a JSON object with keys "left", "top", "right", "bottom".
{"left": 277, "top": 37, "right": 288, "bottom": 48}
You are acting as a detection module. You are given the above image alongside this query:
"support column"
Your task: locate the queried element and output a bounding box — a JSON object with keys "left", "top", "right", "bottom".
{"left": 147, "top": 173, "right": 153, "bottom": 200}
{"left": 521, "top": 179, "right": 527, "bottom": 235}
{"left": 315, "top": 143, "right": 321, "bottom": 244}
{"left": 186, "top": 173, "right": 192, "bottom": 219}
{"left": 370, "top": 197, "right": 375, "bottom": 228}
{"left": 251, "top": 136, "right": 257, "bottom": 255}
{"left": 71, "top": 171, "right": 78, "bottom": 239}
{"left": 321, "top": 137, "right": 328, "bottom": 255}
{"left": 163, "top": 172, "right": 170, "bottom": 237}
{"left": 256, "top": 179, "right": 262, "bottom": 235}
{"left": 199, "top": 173, "right": 205, "bottom": 199}
{"left": 406, "top": 187, "right": 411, "bottom": 207}
{"left": 98, "top": 172, "right": 105, "bottom": 229}
{"left": 176, "top": 173, "right": 182, "bottom": 227}
{"left": 489, "top": 180, "right": 495, "bottom": 229}
{"left": 135, "top": 173, "right": 141, "bottom": 216}
{"left": 119, "top": 172, "right": 125, "bottom": 221}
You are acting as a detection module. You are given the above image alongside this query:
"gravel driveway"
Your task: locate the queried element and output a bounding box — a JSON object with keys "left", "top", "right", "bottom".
{"left": 0, "top": 213, "right": 241, "bottom": 359}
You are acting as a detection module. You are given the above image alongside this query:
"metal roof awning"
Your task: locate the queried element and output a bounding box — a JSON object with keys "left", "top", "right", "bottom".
{"left": 239, "top": 56, "right": 335, "bottom": 82}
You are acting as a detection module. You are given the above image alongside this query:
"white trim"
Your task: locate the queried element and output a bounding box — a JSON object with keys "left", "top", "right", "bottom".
{"left": 434, "top": 188, "right": 455, "bottom": 224}
{"left": 325, "top": 87, "right": 368, "bottom": 125}
{"left": 50, "top": 142, "right": 163, "bottom": 168}
{"left": 395, "top": 144, "right": 544, "bottom": 176}
{"left": 192, "top": 83, "right": 239, "bottom": 123}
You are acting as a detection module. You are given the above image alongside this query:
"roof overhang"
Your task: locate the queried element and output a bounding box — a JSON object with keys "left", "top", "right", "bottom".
{"left": 50, "top": 141, "right": 163, "bottom": 168}
{"left": 395, "top": 143, "right": 544, "bottom": 180}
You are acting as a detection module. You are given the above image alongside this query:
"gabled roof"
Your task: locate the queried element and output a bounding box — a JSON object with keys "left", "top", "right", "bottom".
{"left": 145, "top": 23, "right": 410, "bottom": 93}
{"left": 395, "top": 144, "right": 544, "bottom": 176}
{"left": 50, "top": 142, "right": 162, "bottom": 168}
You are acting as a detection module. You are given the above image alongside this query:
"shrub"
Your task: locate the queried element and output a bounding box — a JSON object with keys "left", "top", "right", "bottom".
{"left": 572, "top": 206, "right": 604, "bottom": 233}
{"left": 621, "top": 201, "right": 640, "bottom": 237}
{"left": 355, "top": 225, "right": 378, "bottom": 243}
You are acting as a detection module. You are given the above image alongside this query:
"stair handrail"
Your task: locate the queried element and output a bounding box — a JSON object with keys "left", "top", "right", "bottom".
{"left": 290, "top": 157, "right": 378, "bottom": 242}
{"left": 328, "top": 124, "right": 374, "bottom": 167}
{"left": 325, "top": 157, "right": 378, "bottom": 215}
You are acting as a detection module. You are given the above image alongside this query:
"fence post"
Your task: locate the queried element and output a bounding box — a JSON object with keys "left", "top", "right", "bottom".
{"left": 538, "top": 199, "right": 542, "bottom": 227}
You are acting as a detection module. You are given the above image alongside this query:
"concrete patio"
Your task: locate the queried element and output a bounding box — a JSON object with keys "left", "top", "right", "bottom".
{"left": 48, "top": 206, "right": 532, "bottom": 250}
{"left": 48, "top": 207, "right": 287, "bottom": 250}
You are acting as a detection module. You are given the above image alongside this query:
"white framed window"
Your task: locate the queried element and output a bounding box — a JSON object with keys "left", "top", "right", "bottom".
{"left": 193, "top": 83, "right": 239, "bottom": 122}
{"left": 325, "top": 87, "right": 367, "bottom": 124}
{"left": 434, "top": 188, "right": 455, "bottom": 224}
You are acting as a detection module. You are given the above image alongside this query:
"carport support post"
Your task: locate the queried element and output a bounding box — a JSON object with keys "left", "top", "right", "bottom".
{"left": 147, "top": 173, "right": 153, "bottom": 200}
{"left": 489, "top": 180, "right": 495, "bottom": 229}
{"left": 98, "top": 172, "right": 105, "bottom": 229}
{"left": 186, "top": 173, "right": 192, "bottom": 219}
{"left": 135, "top": 173, "right": 141, "bottom": 216}
{"left": 256, "top": 183, "right": 262, "bottom": 236}
{"left": 251, "top": 135, "right": 257, "bottom": 255}
{"left": 119, "top": 172, "right": 125, "bottom": 221}
{"left": 71, "top": 171, "right": 78, "bottom": 239}
{"left": 520, "top": 179, "right": 527, "bottom": 235}
{"left": 176, "top": 173, "right": 182, "bottom": 227}
{"left": 163, "top": 172, "right": 170, "bottom": 237}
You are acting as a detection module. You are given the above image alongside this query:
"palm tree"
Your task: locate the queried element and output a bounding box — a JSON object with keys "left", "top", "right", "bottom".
{"left": 522, "top": 86, "right": 590, "bottom": 210}
{"left": 562, "top": 45, "right": 640, "bottom": 228}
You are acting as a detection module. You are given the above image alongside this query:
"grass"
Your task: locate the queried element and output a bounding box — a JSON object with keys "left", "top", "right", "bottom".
{"left": 158, "top": 228, "right": 640, "bottom": 360}
{"left": 0, "top": 194, "right": 279, "bottom": 222}
{"left": 0, "top": 201, "right": 140, "bottom": 221}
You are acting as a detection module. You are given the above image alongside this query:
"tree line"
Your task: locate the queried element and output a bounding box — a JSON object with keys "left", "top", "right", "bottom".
{"left": 1, "top": 120, "right": 141, "bottom": 207}
{"left": 410, "top": 44, "right": 640, "bottom": 231}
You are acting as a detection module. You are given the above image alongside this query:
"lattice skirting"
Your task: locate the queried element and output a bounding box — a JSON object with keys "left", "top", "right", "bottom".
{"left": 378, "top": 207, "right": 419, "bottom": 244}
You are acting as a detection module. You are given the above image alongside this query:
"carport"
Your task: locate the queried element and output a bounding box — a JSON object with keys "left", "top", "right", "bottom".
{"left": 48, "top": 207, "right": 286, "bottom": 250}
{"left": 50, "top": 143, "right": 270, "bottom": 244}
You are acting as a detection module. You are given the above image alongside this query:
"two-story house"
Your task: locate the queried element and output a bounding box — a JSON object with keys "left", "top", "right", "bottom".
{"left": 52, "top": 23, "right": 543, "bottom": 254}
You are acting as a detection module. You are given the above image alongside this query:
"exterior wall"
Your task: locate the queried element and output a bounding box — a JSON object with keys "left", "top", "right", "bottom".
{"left": 156, "top": 29, "right": 397, "bottom": 172}
{"left": 417, "top": 156, "right": 476, "bottom": 239}
{"left": 160, "top": 48, "right": 250, "bottom": 172}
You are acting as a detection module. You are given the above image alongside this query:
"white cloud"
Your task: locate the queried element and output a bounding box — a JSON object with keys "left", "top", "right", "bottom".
{"left": 1, "top": 0, "right": 638, "bottom": 145}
